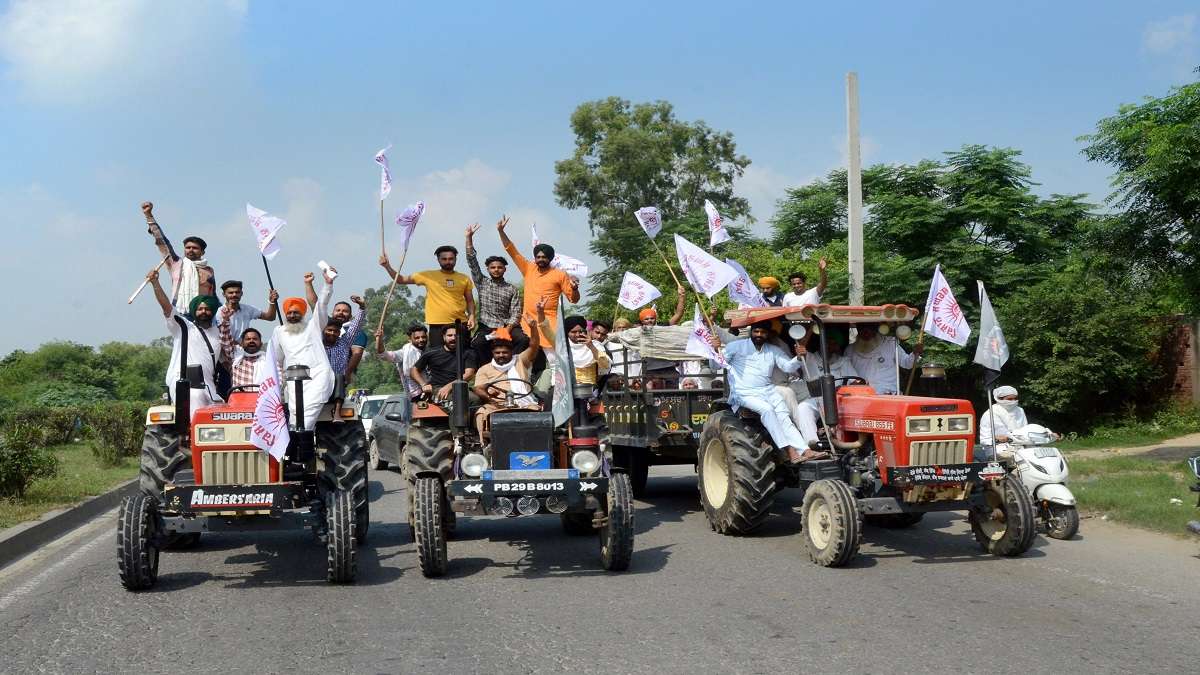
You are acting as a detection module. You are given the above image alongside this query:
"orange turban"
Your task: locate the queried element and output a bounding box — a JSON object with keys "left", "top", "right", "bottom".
{"left": 282, "top": 297, "right": 307, "bottom": 316}
{"left": 638, "top": 307, "right": 657, "bottom": 321}
{"left": 489, "top": 326, "right": 513, "bottom": 343}
{"left": 758, "top": 276, "right": 779, "bottom": 290}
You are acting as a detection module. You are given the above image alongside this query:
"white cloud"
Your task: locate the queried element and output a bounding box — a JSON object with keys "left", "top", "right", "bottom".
{"left": 736, "top": 164, "right": 812, "bottom": 234}
{"left": 0, "top": 0, "right": 247, "bottom": 103}
{"left": 1143, "top": 14, "right": 1196, "bottom": 54}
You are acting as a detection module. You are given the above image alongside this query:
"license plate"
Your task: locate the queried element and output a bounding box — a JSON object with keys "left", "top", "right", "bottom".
{"left": 492, "top": 481, "right": 567, "bottom": 493}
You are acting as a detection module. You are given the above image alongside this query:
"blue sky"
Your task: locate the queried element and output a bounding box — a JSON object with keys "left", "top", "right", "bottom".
{"left": 0, "top": 1, "right": 1196, "bottom": 356}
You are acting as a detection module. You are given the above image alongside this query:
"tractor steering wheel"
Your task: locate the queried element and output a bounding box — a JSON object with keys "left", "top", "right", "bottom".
{"left": 230, "top": 384, "right": 260, "bottom": 393}
{"left": 482, "top": 377, "right": 540, "bottom": 408}
{"left": 834, "top": 376, "right": 868, "bottom": 387}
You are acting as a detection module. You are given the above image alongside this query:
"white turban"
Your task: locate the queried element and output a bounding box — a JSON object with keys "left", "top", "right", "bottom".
{"left": 993, "top": 385, "right": 1018, "bottom": 402}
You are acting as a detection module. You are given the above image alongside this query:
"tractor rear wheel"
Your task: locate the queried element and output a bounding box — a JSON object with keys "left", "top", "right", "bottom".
{"left": 600, "top": 474, "right": 634, "bottom": 571}
{"left": 317, "top": 422, "right": 369, "bottom": 546}
{"left": 1045, "top": 504, "right": 1079, "bottom": 540}
{"left": 117, "top": 494, "right": 160, "bottom": 591}
{"left": 969, "top": 475, "right": 1036, "bottom": 556}
{"left": 138, "top": 425, "right": 187, "bottom": 502}
{"left": 696, "top": 411, "right": 776, "bottom": 535}
{"left": 403, "top": 423, "right": 454, "bottom": 483}
{"left": 413, "top": 477, "right": 448, "bottom": 577}
{"left": 325, "top": 490, "right": 357, "bottom": 583}
{"left": 801, "top": 479, "right": 861, "bottom": 567}
{"left": 865, "top": 513, "right": 924, "bottom": 528}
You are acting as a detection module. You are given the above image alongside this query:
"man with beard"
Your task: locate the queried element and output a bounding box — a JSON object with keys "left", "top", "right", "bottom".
{"left": 141, "top": 201, "right": 215, "bottom": 313}
{"left": 376, "top": 324, "right": 428, "bottom": 402}
{"left": 215, "top": 280, "right": 278, "bottom": 398}
{"left": 496, "top": 215, "right": 580, "bottom": 348}
{"left": 271, "top": 271, "right": 336, "bottom": 431}
{"left": 707, "top": 322, "right": 821, "bottom": 464}
{"left": 217, "top": 320, "right": 268, "bottom": 389}
{"left": 758, "top": 277, "right": 785, "bottom": 307}
{"left": 379, "top": 245, "right": 476, "bottom": 349}
{"left": 465, "top": 223, "right": 526, "bottom": 364}
{"left": 472, "top": 300, "right": 546, "bottom": 440}
{"left": 146, "top": 267, "right": 226, "bottom": 413}
{"left": 794, "top": 326, "right": 862, "bottom": 447}
{"left": 635, "top": 286, "right": 686, "bottom": 327}
{"left": 848, "top": 323, "right": 922, "bottom": 395}
{"left": 410, "top": 324, "right": 478, "bottom": 402}
{"left": 305, "top": 280, "right": 368, "bottom": 381}
{"left": 321, "top": 293, "right": 367, "bottom": 378}
{"left": 562, "top": 315, "right": 611, "bottom": 390}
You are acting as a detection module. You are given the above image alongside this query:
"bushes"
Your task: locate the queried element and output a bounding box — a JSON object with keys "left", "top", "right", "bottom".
{"left": 84, "top": 402, "right": 145, "bottom": 467}
{"left": 0, "top": 402, "right": 145, "bottom": 486}
{"left": 0, "top": 422, "right": 60, "bottom": 498}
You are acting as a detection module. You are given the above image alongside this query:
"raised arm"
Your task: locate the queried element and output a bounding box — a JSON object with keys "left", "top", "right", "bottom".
{"left": 147, "top": 267, "right": 173, "bottom": 318}
{"left": 304, "top": 272, "right": 318, "bottom": 309}
{"left": 314, "top": 269, "right": 334, "bottom": 330}
{"left": 335, "top": 295, "right": 367, "bottom": 349}
{"left": 518, "top": 299, "right": 547, "bottom": 368}
{"left": 814, "top": 257, "right": 828, "bottom": 297}
{"left": 379, "top": 252, "right": 416, "bottom": 284}
{"left": 218, "top": 306, "right": 236, "bottom": 364}
{"left": 464, "top": 223, "right": 484, "bottom": 286}
{"left": 141, "top": 201, "right": 178, "bottom": 261}
{"left": 374, "top": 328, "right": 390, "bottom": 357}
{"left": 259, "top": 289, "right": 279, "bottom": 322}
{"left": 496, "top": 215, "right": 528, "bottom": 275}
{"left": 667, "top": 285, "right": 686, "bottom": 325}
{"left": 564, "top": 275, "right": 581, "bottom": 304}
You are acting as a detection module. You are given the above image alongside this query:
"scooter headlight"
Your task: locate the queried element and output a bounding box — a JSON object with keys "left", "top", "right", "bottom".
{"left": 461, "top": 452, "right": 488, "bottom": 478}
{"left": 571, "top": 450, "right": 600, "bottom": 475}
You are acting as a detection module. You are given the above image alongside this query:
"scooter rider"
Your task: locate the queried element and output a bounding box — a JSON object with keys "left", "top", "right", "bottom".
{"left": 978, "top": 385, "right": 1059, "bottom": 452}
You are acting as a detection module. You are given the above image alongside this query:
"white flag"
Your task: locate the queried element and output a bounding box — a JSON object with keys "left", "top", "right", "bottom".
{"left": 686, "top": 304, "right": 729, "bottom": 368}
{"left": 531, "top": 222, "right": 541, "bottom": 249}
{"left": 374, "top": 145, "right": 392, "bottom": 200}
{"left": 921, "top": 264, "right": 971, "bottom": 347}
{"left": 704, "top": 200, "right": 731, "bottom": 247}
{"left": 395, "top": 201, "right": 425, "bottom": 252}
{"left": 634, "top": 206, "right": 662, "bottom": 239}
{"left": 250, "top": 340, "right": 290, "bottom": 460}
{"left": 973, "top": 281, "right": 1009, "bottom": 371}
{"left": 545, "top": 297, "right": 575, "bottom": 427}
{"left": 725, "top": 258, "right": 764, "bottom": 308}
{"left": 617, "top": 271, "right": 662, "bottom": 310}
{"left": 551, "top": 254, "right": 588, "bottom": 278}
{"left": 674, "top": 234, "right": 737, "bottom": 298}
{"left": 245, "top": 203, "right": 284, "bottom": 260}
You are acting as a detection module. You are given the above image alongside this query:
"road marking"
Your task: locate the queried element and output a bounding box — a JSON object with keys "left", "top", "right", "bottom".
{"left": 0, "top": 516, "right": 109, "bottom": 614}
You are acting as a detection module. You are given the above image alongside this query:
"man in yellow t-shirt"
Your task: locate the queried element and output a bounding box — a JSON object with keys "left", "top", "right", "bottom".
{"left": 380, "top": 245, "right": 477, "bottom": 349}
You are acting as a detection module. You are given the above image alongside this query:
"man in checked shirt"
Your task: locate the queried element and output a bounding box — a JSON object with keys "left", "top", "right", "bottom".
{"left": 465, "top": 222, "right": 527, "bottom": 365}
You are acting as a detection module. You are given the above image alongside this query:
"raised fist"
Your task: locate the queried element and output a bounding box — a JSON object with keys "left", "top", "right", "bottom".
{"left": 303, "top": 272, "right": 315, "bottom": 284}
{"left": 141, "top": 201, "right": 154, "bottom": 218}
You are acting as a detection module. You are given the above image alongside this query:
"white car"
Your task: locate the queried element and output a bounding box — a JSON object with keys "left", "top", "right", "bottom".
{"left": 357, "top": 394, "right": 390, "bottom": 436}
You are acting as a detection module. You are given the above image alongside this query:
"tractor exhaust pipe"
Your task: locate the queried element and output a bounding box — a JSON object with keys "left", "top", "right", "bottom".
{"left": 172, "top": 315, "right": 191, "bottom": 435}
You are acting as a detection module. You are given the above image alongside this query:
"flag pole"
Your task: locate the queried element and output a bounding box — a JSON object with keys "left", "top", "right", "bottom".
{"left": 648, "top": 237, "right": 683, "bottom": 289}
{"left": 376, "top": 249, "right": 409, "bottom": 334}
{"left": 903, "top": 327, "right": 925, "bottom": 395}
{"left": 261, "top": 255, "right": 283, "bottom": 325}
{"left": 127, "top": 255, "right": 171, "bottom": 304}
{"left": 379, "top": 200, "right": 385, "bottom": 255}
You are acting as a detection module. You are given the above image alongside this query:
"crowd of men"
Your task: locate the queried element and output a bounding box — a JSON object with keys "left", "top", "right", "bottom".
{"left": 140, "top": 205, "right": 926, "bottom": 451}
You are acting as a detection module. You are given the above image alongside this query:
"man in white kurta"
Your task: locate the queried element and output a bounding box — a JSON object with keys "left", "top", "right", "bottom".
{"left": 272, "top": 271, "right": 336, "bottom": 431}
{"left": 146, "top": 267, "right": 224, "bottom": 416}
{"left": 796, "top": 331, "right": 862, "bottom": 446}
{"left": 848, "top": 324, "right": 922, "bottom": 395}
{"left": 709, "top": 323, "right": 821, "bottom": 463}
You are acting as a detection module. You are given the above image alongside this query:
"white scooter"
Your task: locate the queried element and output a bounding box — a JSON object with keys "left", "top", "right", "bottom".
{"left": 997, "top": 424, "right": 1078, "bottom": 540}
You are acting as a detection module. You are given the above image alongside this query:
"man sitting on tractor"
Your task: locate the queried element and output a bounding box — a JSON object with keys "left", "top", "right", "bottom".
{"left": 848, "top": 322, "right": 922, "bottom": 395}
{"left": 564, "top": 315, "right": 611, "bottom": 393}
{"left": 409, "top": 323, "right": 478, "bottom": 402}
{"left": 706, "top": 321, "right": 821, "bottom": 464}
{"left": 794, "top": 325, "right": 861, "bottom": 447}
{"left": 472, "top": 300, "right": 547, "bottom": 440}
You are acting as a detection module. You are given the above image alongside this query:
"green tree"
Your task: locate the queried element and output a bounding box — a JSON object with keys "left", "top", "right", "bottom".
{"left": 554, "top": 97, "right": 752, "bottom": 304}
{"left": 350, "top": 283, "right": 424, "bottom": 394}
{"left": 1080, "top": 74, "right": 1200, "bottom": 311}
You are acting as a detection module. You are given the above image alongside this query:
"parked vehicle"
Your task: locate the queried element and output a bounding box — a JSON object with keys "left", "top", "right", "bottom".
{"left": 357, "top": 394, "right": 390, "bottom": 436}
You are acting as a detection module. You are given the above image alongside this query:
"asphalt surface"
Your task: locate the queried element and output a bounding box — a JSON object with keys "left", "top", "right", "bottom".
{"left": 2, "top": 465, "right": 1199, "bottom": 675}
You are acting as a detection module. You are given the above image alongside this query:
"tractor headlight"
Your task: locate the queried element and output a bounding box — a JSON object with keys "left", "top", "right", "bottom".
{"left": 947, "top": 416, "right": 970, "bottom": 432}
{"left": 907, "top": 419, "right": 930, "bottom": 433}
{"left": 197, "top": 426, "right": 225, "bottom": 443}
{"left": 571, "top": 450, "right": 600, "bottom": 475}
{"left": 461, "top": 452, "right": 489, "bottom": 478}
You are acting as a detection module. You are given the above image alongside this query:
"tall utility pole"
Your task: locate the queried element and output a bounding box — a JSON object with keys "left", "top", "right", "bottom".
{"left": 846, "top": 72, "right": 864, "bottom": 306}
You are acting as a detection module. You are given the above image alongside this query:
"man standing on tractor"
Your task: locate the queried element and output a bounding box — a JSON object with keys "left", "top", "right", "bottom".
{"left": 496, "top": 215, "right": 580, "bottom": 349}
{"left": 706, "top": 322, "right": 822, "bottom": 464}
{"left": 321, "top": 294, "right": 367, "bottom": 377}
{"left": 757, "top": 277, "right": 785, "bottom": 307}
{"left": 141, "top": 201, "right": 216, "bottom": 313}
{"left": 849, "top": 323, "right": 923, "bottom": 395}
{"left": 272, "top": 270, "right": 336, "bottom": 431}
{"left": 472, "top": 300, "right": 546, "bottom": 440}
{"left": 782, "top": 258, "right": 829, "bottom": 306}
{"left": 379, "top": 245, "right": 476, "bottom": 349}
{"left": 145, "top": 267, "right": 226, "bottom": 412}
{"left": 410, "top": 323, "right": 478, "bottom": 402}
{"left": 465, "top": 223, "right": 526, "bottom": 364}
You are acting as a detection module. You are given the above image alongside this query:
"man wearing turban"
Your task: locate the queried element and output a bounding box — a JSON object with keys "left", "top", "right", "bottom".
{"left": 472, "top": 300, "right": 547, "bottom": 440}
{"left": 145, "top": 267, "right": 227, "bottom": 415}
{"left": 270, "top": 270, "right": 337, "bottom": 431}
{"left": 758, "top": 276, "right": 784, "bottom": 307}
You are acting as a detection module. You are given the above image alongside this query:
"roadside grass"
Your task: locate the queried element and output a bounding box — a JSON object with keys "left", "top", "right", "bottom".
{"left": 0, "top": 443, "right": 137, "bottom": 529}
{"left": 1070, "top": 455, "right": 1198, "bottom": 534}
{"left": 1058, "top": 405, "right": 1200, "bottom": 451}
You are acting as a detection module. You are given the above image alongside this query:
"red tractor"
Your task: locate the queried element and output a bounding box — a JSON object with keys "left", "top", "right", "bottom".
{"left": 698, "top": 304, "right": 1035, "bottom": 566}
{"left": 117, "top": 316, "right": 368, "bottom": 590}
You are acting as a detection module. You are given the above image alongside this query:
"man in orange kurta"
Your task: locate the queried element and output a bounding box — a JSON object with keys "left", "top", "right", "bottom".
{"left": 496, "top": 215, "right": 580, "bottom": 348}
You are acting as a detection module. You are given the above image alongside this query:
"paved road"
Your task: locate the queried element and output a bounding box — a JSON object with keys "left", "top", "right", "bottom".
{"left": 2, "top": 465, "right": 1199, "bottom": 674}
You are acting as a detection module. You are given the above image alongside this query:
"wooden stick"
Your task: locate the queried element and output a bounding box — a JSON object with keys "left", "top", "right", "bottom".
{"left": 649, "top": 237, "right": 683, "bottom": 288}
{"left": 379, "top": 200, "right": 385, "bottom": 255}
{"left": 375, "top": 249, "right": 409, "bottom": 334}
{"left": 127, "top": 255, "right": 170, "bottom": 304}
{"left": 903, "top": 327, "right": 926, "bottom": 395}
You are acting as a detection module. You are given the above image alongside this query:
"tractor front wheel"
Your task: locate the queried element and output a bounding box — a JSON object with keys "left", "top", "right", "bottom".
{"left": 969, "top": 475, "right": 1036, "bottom": 556}
{"left": 413, "top": 477, "right": 448, "bottom": 577}
{"left": 117, "top": 494, "right": 160, "bottom": 591}
{"left": 801, "top": 479, "right": 861, "bottom": 567}
{"left": 600, "top": 474, "right": 634, "bottom": 571}
{"left": 696, "top": 411, "right": 776, "bottom": 535}
{"left": 138, "top": 425, "right": 187, "bottom": 502}
{"left": 325, "top": 490, "right": 357, "bottom": 583}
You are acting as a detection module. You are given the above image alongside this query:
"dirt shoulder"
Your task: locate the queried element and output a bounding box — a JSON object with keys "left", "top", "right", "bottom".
{"left": 1065, "top": 432, "right": 1200, "bottom": 461}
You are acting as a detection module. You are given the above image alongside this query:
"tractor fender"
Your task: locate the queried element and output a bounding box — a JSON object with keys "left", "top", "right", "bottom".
{"left": 1034, "top": 482, "right": 1076, "bottom": 506}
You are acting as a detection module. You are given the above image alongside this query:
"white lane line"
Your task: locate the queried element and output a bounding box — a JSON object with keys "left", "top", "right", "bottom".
{"left": 0, "top": 524, "right": 107, "bottom": 614}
